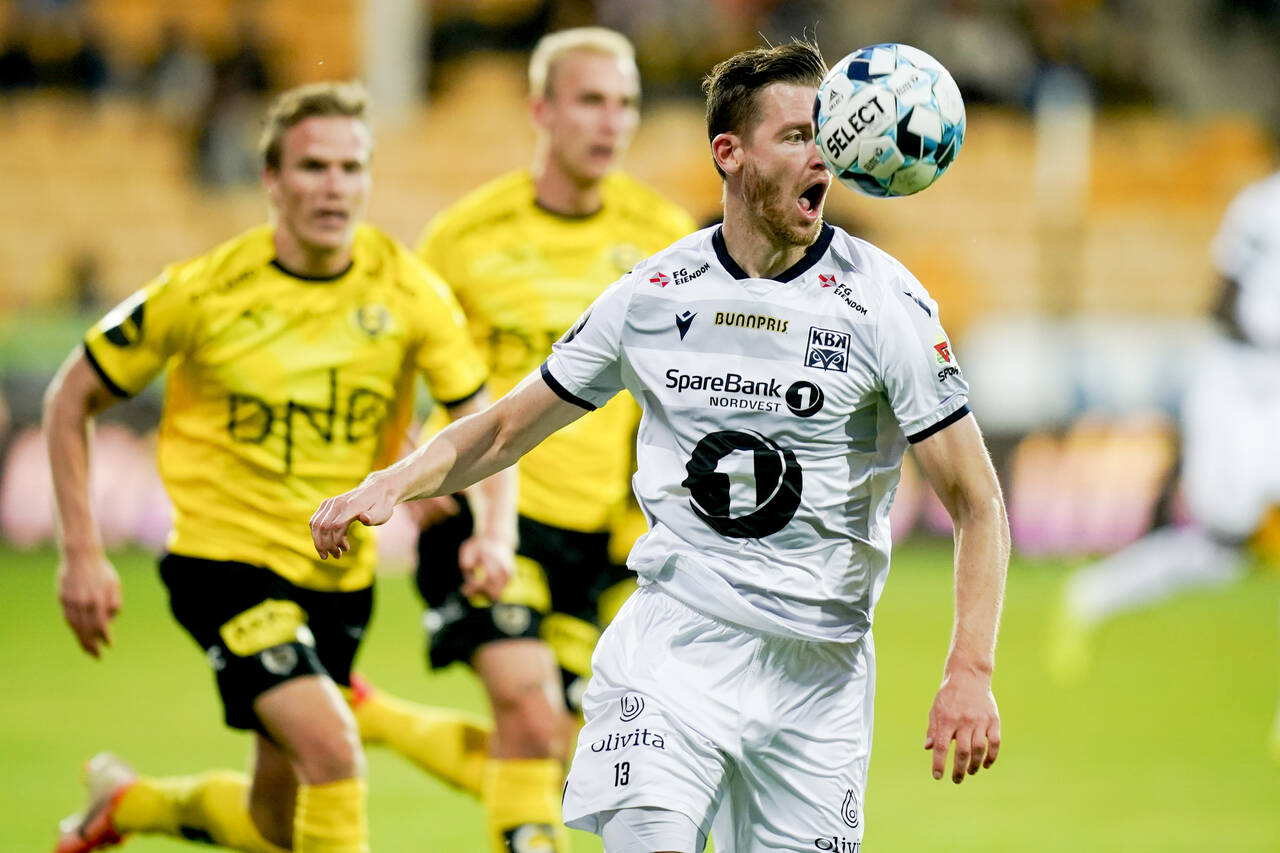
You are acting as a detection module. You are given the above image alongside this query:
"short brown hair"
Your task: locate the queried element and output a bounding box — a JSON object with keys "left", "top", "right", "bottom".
{"left": 259, "top": 81, "right": 370, "bottom": 170}
{"left": 702, "top": 40, "right": 827, "bottom": 176}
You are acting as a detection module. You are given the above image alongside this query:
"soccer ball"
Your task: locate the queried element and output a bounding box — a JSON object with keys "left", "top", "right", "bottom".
{"left": 813, "top": 43, "right": 965, "bottom": 198}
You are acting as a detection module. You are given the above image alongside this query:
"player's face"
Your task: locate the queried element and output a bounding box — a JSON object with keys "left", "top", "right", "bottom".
{"left": 536, "top": 50, "right": 640, "bottom": 185}
{"left": 739, "top": 83, "right": 830, "bottom": 247}
{"left": 264, "top": 115, "right": 372, "bottom": 257}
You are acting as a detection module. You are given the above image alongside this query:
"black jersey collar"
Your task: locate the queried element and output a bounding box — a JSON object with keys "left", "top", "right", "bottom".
{"left": 712, "top": 222, "right": 834, "bottom": 283}
{"left": 533, "top": 199, "right": 604, "bottom": 220}
{"left": 270, "top": 258, "right": 355, "bottom": 282}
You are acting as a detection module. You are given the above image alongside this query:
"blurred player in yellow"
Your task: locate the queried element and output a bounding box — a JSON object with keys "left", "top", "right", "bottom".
{"left": 346, "top": 27, "right": 695, "bottom": 852}
{"left": 45, "top": 81, "right": 513, "bottom": 853}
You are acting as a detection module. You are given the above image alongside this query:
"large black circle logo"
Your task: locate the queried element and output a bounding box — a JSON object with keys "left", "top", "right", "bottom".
{"left": 785, "top": 380, "right": 825, "bottom": 417}
{"left": 681, "top": 430, "right": 803, "bottom": 538}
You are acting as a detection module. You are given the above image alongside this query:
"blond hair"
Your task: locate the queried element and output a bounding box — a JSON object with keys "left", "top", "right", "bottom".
{"left": 259, "top": 81, "right": 370, "bottom": 170}
{"left": 528, "top": 27, "right": 636, "bottom": 98}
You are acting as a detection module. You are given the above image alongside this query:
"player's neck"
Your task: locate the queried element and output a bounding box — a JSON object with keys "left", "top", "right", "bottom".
{"left": 720, "top": 198, "right": 810, "bottom": 280}
{"left": 531, "top": 157, "right": 604, "bottom": 217}
{"left": 272, "top": 230, "right": 353, "bottom": 279}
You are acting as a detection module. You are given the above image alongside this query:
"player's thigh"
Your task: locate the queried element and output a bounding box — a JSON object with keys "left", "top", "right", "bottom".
{"left": 599, "top": 807, "right": 707, "bottom": 853}
{"left": 713, "top": 636, "right": 875, "bottom": 853}
{"left": 254, "top": 674, "right": 363, "bottom": 783}
{"left": 563, "top": 588, "right": 752, "bottom": 839}
{"left": 159, "top": 554, "right": 336, "bottom": 733}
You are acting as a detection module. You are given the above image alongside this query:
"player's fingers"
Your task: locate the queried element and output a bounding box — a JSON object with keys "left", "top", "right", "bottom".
{"left": 477, "top": 564, "right": 507, "bottom": 599}
{"left": 930, "top": 728, "right": 952, "bottom": 780}
{"left": 459, "top": 559, "right": 488, "bottom": 597}
{"left": 951, "top": 729, "right": 972, "bottom": 784}
{"left": 66, "top": 606, "right": 100, "bottom": 657}
{"left": 310, "top": 500, "right": 335, "bottom": 556}
{"left": 312, "top": 500, "right": 353, "bottom": 558}
{"left": 983, "top": 720, "right": 1001, "bottom": 768}
{"left": 91, "top": 599, "right": 113, "bottom": 649}
{"left": 966, "top": 728, "right": 986, "bottom": 776}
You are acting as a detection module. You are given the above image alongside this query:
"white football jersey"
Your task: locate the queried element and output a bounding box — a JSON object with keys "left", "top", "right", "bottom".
{"left": 1212, "top": 170, "right": 1280, "bottom": 349}
{"left": 542, "top": 224, "right": 969, "bottom": 642}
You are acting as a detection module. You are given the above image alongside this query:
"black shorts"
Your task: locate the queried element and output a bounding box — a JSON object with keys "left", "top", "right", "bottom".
{"left": 160, "top": 553, "right": 373, "bottom": 732}
{"left": 415, "top": 498, "right": 631, "bottom": 706}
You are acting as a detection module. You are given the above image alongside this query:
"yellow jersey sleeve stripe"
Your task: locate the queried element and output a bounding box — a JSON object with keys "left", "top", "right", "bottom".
{"left": 438, "top": 381, "right": 487, "bottom": 409}
{"left": 82, "top": 341, "right": 131, "bottom": 398}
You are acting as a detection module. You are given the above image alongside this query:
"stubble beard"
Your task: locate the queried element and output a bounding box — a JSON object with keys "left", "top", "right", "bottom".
{"left": 742, "top": 160, "right": 821, "bottom": 249}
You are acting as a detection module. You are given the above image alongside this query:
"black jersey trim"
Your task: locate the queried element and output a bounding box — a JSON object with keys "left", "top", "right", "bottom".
{"left": 269, "top": 258, "right": 354, "bottom": 282}
{"left": 906, "top": 404, "right": 970, "bottom": 444}
{"left": 539, "top": 363, "right": 596, "bottom": 411}
{"left": 438, "top": 382, "right": 486, "bottom": 410}
{"left": 711, "top": 223, "right": 835, "bottom": 283}
{"left": 533, "top": 199, "right": 604, "bottom": 221}
{"left": 82, "top": 342, "right": 130, "bottom": 398}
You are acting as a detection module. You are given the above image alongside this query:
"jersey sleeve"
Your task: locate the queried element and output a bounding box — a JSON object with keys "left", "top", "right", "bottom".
{"left": 1212, "top": 182, "right": 1267, "bottom": 281}
{"left": 540, "top": 275, "right": 632, "bottom": 410}
{"left": 82, "top": 267, "right": 192, "bottom": 397}
{"left": 408, "top": 261, "right": 488, "bottom": 405}
{"left": 1213, "top": 180, "right": 1280, "bottom": 348}
{"left": 876, "top": 264, "right": 970, "bottom": 442}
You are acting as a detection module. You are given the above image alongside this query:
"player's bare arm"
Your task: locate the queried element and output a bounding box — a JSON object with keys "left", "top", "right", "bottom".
{"left": 310, "top": 373, "right": 586, "bottom": 560}
{"left": 910, "top": 412, "right": 1009, "bottom": 784}
{"left": 43, "top": 349, "right": 127, "bottom": 658}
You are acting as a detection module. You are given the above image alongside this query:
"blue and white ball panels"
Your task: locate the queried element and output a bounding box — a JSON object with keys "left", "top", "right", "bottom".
{"left": 814, "top": 43, "right": 965, "bottom": 198}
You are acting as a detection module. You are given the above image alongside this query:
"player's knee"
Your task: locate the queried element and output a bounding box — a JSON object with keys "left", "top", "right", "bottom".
{"left": 490, "top": 683, "right": 571, "bottom": 757}
{"left": 290, "top": 720, "right": 366, "bottom": 783}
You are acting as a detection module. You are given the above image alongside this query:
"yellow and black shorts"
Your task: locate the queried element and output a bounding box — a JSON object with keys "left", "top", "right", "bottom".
{"left": 414, "top": 499, "right": 633, "bottom": 711}
{"left": 160, "top": 553, "right": 373, "bottom": 732}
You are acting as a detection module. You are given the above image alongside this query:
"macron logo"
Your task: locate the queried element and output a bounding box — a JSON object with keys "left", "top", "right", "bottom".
{"left": 675, "top": 311, "right": 696, "bottom": 340}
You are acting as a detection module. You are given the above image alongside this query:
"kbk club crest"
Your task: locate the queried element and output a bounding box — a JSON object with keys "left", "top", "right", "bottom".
{"left": 805, "top": 326, "right": 850, "bottom": 373}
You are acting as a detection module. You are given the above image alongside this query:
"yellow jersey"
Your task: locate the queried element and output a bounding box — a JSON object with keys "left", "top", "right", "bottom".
{"left": 417, "top": 170, "right": 695, "bottom": 532}
{"left": 84, "top": 224, "right": 487, "bottom": 591}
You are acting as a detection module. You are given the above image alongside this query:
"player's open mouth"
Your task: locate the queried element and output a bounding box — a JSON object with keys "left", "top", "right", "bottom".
{"left": 797, "top": 181, "right": 828, "bottom": 219}
{"left": 315, "top": 210, "right": 349, "bottom": 227}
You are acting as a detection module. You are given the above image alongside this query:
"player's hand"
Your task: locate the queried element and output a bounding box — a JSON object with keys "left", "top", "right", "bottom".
{"left": 402, "top": 494, "right": 461, "bottom": 530}
{"left": 57, "top": 552, "right": 122, "bottom": 658}
{"left": 310, "top": 477, "right": 398, "bottom": 559}
{"left": 457, "top": 535, "right": 513, "bottom": 600}
{"left": 924, "top": 670, "right": 1001, "bottom": 784}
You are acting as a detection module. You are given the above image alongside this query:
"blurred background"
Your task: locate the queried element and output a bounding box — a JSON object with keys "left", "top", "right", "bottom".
{"left": 1, "top": 1, "right": 1277, "bottom": 851}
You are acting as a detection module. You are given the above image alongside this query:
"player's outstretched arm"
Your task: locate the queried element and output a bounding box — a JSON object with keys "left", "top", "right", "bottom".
{"left": 911, "top": 412, "right": 1010, "bottom": 784}
{"left": 44, "top": 349, "right": 126, "bottom": 658}
{"left": 310, "top": 371, "right": 587, "bottom": 560}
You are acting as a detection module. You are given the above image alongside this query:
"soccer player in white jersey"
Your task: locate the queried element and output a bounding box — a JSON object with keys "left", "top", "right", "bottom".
{"left": 311, "top": 40, "right": 1010, "bottom": 851}
{"left": 1052, "top": 169, "right": 1280, "bottom": 754}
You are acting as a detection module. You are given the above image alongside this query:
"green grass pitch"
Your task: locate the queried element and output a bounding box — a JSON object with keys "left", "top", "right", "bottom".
{"left": 3, "top": 540, "right": 1277, "bottom": 851}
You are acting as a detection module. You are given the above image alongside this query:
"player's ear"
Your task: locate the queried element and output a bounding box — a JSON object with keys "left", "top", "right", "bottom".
{"left": 262, "top": 166, "right": 281, "bottom": 204}
{"left": 711, "top": 132, "right": 742, "bottom": 176}
{"left": 530, "top": 93, "right": 551, "bottom": 130}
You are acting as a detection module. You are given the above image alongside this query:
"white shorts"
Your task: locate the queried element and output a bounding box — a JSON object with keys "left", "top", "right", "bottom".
{"left": 1181, "top": 337, "right": 1280, "bottom": 539}
{"left": 562, "top": 587, "right": 875, "bottom": 852}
